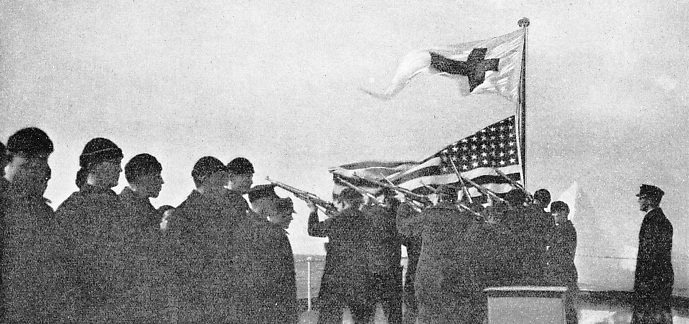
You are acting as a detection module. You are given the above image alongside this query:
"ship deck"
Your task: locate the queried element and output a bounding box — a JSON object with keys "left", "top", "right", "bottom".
{"left": 295, "top": 290, "right": 689, "bottom": 324}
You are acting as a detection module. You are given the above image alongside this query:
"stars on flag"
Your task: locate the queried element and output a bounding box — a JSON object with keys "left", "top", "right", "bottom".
{"left": 437, "top": 116, "right": 519, "bottom": 172}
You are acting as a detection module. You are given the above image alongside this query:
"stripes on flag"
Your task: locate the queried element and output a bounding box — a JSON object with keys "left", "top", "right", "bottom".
{"left": 329, "top": 161, "right": 418, "bottom": 197}
{"left": 330, "top": 116, "right": 522, "bottom": 201}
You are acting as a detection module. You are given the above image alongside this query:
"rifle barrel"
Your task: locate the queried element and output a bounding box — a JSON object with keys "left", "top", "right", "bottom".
{"left": 493, "top": 169, "right": 533, "bottom": 199}
{"left": 460, "top": 176, "right": 507, "bottom": 204}
{"left": 266, "top": 177, "right": 337, "bottom": 213}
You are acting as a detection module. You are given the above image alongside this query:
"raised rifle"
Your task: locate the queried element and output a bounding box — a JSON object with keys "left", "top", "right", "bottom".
{"left": 265, "top": 177, "right": 338, "bottom": 214}
{"left": 447, "top": 158, "right": 473, "bottom": 204}
{"left": 458, "top": 203, "right": 487, "bottom": 221}
{"left": 421, "top": 182, "right": 485, "bottom": 221}
{"left": 494, "top": 169, "right": 534, "bottom": 201}
{"left": 459, "top": 175, "right": 508, "bottom": 205}
{"left": 353, "top": 174, "right": 432, "bottom": 208}
{"left": 420, "top": 181, "right": 438, "bottom": 194}
{"left": 334, "top": 175, "right": 381, "bottom": 205}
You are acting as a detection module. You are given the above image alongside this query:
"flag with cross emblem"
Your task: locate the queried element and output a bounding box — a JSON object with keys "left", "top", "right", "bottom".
{"left": 361, "top": 28, "right": 524, "bottom": 103}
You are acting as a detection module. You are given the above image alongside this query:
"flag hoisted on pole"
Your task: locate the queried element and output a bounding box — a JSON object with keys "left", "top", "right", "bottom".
{"left": 517, "top": 17, "right": 529, "bottom": 188}
{"left": 360, "top": 27, "right": 525, "bottom": 103}
{"left": 330, "top": 115, "right": 523, "bottom": 201}
{"left": 351, "top": 19, "right": 530, "bottom": 198}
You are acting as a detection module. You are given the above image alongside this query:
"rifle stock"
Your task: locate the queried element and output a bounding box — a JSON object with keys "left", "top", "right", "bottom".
{"left": 265, "top": 177, "right": 337, "bottom": 213}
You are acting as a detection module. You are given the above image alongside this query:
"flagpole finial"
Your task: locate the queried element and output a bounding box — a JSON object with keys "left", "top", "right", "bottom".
{"left": 518, "top": 17, "right": 530, "bottom": 28}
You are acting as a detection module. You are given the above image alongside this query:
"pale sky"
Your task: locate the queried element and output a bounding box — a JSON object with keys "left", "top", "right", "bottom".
{"left": 2, "top": 0, "right": 688, "bottom": 291}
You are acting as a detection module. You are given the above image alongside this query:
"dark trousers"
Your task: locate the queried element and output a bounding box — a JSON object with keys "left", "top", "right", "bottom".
{"left": 317, "top": 295, "right": 374, "bottom": 324}
{"left": 403, "top": 239, "right": 422, "bottom": 323}
{"left": 631, "top": 292, "right": 673, "bottom": 324}
{"left": 564, "top": 288, "right": 579, "bottom": 324}
{"left": 370, "top": 267, "right": 403, "bottom": 324}
{"left": 316, "top": 274, "right": 374, "bottom": 324}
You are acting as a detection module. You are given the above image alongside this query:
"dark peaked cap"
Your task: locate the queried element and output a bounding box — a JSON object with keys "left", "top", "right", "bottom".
{"left": 277, "top": 197, "right": 296, "bottom": 213}
{"left": 636, "top": 184, "right": 665, "bottom": 199}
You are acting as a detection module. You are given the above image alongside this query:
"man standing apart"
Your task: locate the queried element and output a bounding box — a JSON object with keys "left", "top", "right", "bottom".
{"left": 632, "top": 184, "right": 674, "bottom": 324}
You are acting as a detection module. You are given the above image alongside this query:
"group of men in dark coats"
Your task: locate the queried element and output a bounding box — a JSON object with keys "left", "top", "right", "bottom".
{"left": 0, "top": 127, "right": 300, "bottom": 323}
{"left": 306, "top": 182, "right": 584, "bottom": 324}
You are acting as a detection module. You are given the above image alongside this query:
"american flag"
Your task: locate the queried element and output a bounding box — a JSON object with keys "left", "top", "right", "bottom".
{"left": 330, "top": 116, "right": 522, "bottom": 200}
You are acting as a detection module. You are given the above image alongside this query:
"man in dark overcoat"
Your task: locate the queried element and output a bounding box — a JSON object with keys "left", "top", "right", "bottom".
{"left": 166, "top": 157, "right": 242, "bottom": 323}
{"left": 119, "top": 153, "right": 167, "bottom": 323}
{"left": 56, "top": 137, "right": 131, "bottom": 322}
{"left": 397, "top": 185, "right": 481, "bottom": 324}
{"left": 2, "top": 128, "right": 71, "bottom": 323}
{"left": 235, "top": 184, "right": 299, "bottom": 324}
{"left": 544, "top": 201, "right": 578, "bottom": 324}
{"left": 362, "top": 189, "right": 403, "bottom": 324}
{"left": 395, "top": 199, "right": 423, "bottom": 323}
{"left": 631, "top": 184, "right": 674, "bottom": 324}
{"left": 307, "top": 188, "right": 374, "bottom": 324}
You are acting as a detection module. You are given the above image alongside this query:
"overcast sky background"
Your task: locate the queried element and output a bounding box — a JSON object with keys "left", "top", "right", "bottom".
{"left": 2, "top": 1, "right": 688, "bottom": 291}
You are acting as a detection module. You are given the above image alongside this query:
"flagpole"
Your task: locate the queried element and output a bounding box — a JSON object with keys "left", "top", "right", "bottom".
{"left": 517, "top": 17, "right": 529, "bottom": 189}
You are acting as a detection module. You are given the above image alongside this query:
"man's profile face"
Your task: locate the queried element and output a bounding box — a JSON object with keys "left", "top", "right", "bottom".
{"left": 552, "top": 211, "right": 567, "bottom": 225}
{"left": 638, "top": 196, "right": 653, "bottom": 212}
{"left": 271, "top": 209, "right": 293, "bottom": 229}
{"left": 5, "top": 153, "right": 50, "bottom": 196}
{"left": 533, "top": 199, "right": 544, "bottom": 208}
{"left": 134, "top": 172, "right": 164, "bottom": 198}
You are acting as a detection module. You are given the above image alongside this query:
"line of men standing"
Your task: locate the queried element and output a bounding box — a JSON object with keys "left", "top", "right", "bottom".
{"left": 0, "top": 127, "right": 300, "bottom": 323}
{"left": 0, "top": 126, "right": 676, "bottom": 324}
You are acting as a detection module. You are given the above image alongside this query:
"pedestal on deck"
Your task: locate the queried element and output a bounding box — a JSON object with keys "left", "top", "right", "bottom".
{"left": 484, "top": 286, "right": 568, "bottom": 324}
